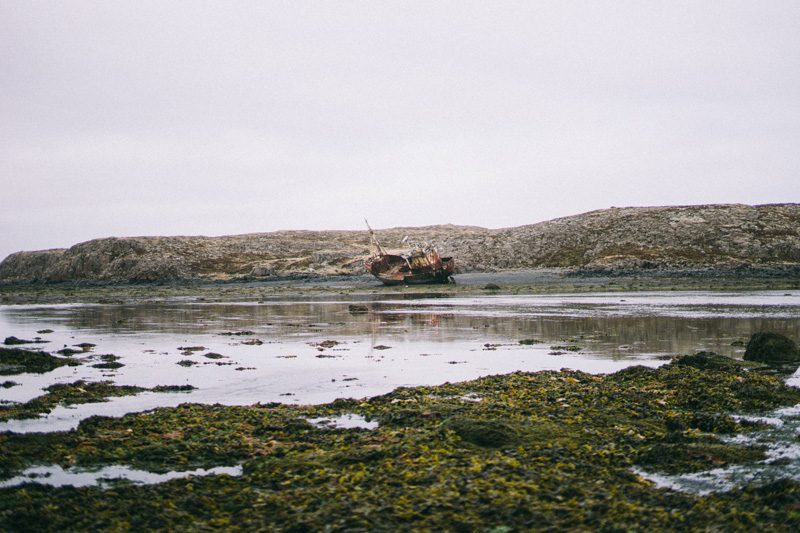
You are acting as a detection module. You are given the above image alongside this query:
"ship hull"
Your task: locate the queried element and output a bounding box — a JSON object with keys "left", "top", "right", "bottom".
{"left": 364, "top": 254, "right": 455, "bottom": 286}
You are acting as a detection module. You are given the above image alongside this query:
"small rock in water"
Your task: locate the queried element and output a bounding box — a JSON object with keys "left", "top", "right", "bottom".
{"left": 4, "top": 336, "right": 33, "bottom": 345}
{"left": 57, "top": 348, "right": 83, "bottom": 356}
{"left": 91, "top": 362, "right": 125, "bottom": 370}
{"left": 74, "top": 343, "right": 96, "bottom": 351}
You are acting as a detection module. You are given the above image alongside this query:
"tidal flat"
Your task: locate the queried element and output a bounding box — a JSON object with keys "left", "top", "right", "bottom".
{"left": 1, "top": 272, "right": 800, "bottom": 531}
{"left": 2, "top": 355, "right": 800, "bottom": 531}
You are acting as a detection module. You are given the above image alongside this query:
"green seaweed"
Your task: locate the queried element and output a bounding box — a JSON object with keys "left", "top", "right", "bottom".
{"left": 0, "top": 347, "right": 82, "bottom": 376}
{"left": 2, "top": 354, "right": 800, "bottom": 531}
{"left": 0, "top": 381, "right": 195, "bottom": 424}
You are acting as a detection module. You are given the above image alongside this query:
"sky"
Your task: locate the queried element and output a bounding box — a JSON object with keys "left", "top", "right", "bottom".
{"left": 1, "top": 1, "right": 799, "bottom": 261}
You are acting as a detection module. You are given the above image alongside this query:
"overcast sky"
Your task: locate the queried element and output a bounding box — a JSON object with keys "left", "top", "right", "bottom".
{"left": 1, "top": 1, "right": 798, "bottom": 261}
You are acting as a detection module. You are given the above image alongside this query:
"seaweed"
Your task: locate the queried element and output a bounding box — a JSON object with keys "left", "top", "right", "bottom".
{"left": 0, "top": 347, "right": 82, "bottom": 376}
{"left": 2, "top": 355, "right": 800, "bottom": 531}
{"left": 0, "top": 381, "right": 194, "bottom": 424}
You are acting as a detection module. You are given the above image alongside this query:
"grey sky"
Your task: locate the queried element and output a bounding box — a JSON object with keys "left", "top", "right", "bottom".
{"left": 2, "top": 1, "right": 798, "bottom": 261}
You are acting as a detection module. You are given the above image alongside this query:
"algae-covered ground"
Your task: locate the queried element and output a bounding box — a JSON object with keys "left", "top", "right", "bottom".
{"left": 2, "top": 352, "right": 800, "bottom": 531}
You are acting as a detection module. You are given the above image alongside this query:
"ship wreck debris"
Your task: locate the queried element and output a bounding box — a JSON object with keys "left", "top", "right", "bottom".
{"left": 363, "top": 222, "right": 455, "bottom": 285}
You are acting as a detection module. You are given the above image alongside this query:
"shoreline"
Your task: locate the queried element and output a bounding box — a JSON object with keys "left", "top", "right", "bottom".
{"left": 2, "top": 268, "right": 799, "bottom": 306}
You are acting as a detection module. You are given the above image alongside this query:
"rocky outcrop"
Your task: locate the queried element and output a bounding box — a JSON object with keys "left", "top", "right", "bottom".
{"left": 2, "top": 203, "right": 799, "bottom": 283}
{"left": 502, "top": 203, "right": 800, "bottom": 274}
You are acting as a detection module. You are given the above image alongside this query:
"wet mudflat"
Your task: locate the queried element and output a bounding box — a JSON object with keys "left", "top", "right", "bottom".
{"left": 2, "top": 276, "right": 800, "bottom": 531}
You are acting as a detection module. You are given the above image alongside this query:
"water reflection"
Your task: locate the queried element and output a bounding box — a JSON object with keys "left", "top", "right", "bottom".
{"left": 1, "top": 291, "right": 798, "bottom": 431}
{"left": 6, "top": 293, "right": 797, "bottom": 359}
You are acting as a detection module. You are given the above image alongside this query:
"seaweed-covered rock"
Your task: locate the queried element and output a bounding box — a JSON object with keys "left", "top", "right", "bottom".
{"left": 635, "top": 441, "right": 767, "bottom": 474}
{"left": 441, "top": 417, "right": 520, "bottom": 448}
{"left": 608, "top": 364, "right": 660, "bottom": 381}
{"left": 743, "top": 332, "right": 800, "bottom": 364}
{"left": 0, "top": 347, "right": 81, "bottom": 375}
{"left": 674, "top": 351, "right": 751, "bottom": 371}
{"left": 4, "top": 336, "right": 31, "bottom": 345}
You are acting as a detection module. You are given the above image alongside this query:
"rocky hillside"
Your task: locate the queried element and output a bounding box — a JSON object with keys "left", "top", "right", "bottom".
{"left": 2, "top": 204, "right": 799, "bottom": 283}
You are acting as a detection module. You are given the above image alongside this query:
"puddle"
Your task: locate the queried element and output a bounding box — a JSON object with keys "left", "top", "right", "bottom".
{"left": 306, "top": 413, "right": 379, "bottom": 430}
{"left": 0, "top": 464, "right": 243, "bottom": 490}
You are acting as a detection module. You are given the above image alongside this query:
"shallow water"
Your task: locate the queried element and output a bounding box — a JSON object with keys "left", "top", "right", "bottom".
{"left": 0, "top": 464, "right": 243, "bottom": 490}
{"left": 2, "top": 291, "right": 799, "bottom": 433}
{"left": 307, "top": 413, "right": 379, "bottom": 430}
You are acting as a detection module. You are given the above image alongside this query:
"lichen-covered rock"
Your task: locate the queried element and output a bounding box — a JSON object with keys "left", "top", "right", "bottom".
{"left": 744, "top": 332, "right": 800, "bottom": 364}
{"left": 249, "top": 263, "right": 277, "bottom": 277}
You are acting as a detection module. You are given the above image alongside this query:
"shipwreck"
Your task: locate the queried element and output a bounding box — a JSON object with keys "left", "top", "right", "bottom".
{"left": 363, "top": 223, "right": 455, "bottom": 285}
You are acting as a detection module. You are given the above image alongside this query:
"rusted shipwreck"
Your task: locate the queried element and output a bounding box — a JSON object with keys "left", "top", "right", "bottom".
{"left": 363, "top": 223, "right": 455, "bottom": 285}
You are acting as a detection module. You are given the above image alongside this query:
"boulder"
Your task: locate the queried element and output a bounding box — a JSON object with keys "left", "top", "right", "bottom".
{"left": 743, "top": 332, "right": 800, "bottom": 364}
{"left": 674, "top": 351, "right": 751, "bottom": 371}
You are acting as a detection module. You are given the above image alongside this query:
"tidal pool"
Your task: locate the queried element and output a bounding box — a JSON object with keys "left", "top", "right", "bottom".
{"left": 2, "top": 290, "right": 799, "bottom": 433}
{"left": 0, "top": 464, "right": 243, "bottom": 490}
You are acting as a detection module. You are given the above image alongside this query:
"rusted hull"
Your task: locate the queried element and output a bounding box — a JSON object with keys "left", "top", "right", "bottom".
{"left": 363, "top": 223, "right": 455, "bottom": 285}
{"left": 364, "top": 255, "right": 455, "bottom": 286}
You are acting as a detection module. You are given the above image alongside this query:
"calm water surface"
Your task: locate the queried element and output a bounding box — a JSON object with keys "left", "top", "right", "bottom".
{"left": 2, "top": 291, "right": 799, "bottom": 432}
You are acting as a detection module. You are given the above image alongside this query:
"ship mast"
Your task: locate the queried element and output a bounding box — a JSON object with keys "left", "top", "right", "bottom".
{"left": 365, "top": 219, "right": 387, "bottom": 257}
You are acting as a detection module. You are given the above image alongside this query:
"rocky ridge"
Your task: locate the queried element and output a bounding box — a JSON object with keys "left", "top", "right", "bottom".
{"left": 2, "top": 203, "right": 799, "bottom": 283}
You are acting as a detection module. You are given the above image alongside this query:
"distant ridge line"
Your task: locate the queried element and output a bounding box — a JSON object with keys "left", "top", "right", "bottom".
{"left": 2, "top": 203, "right": 798, "bottom": 284}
